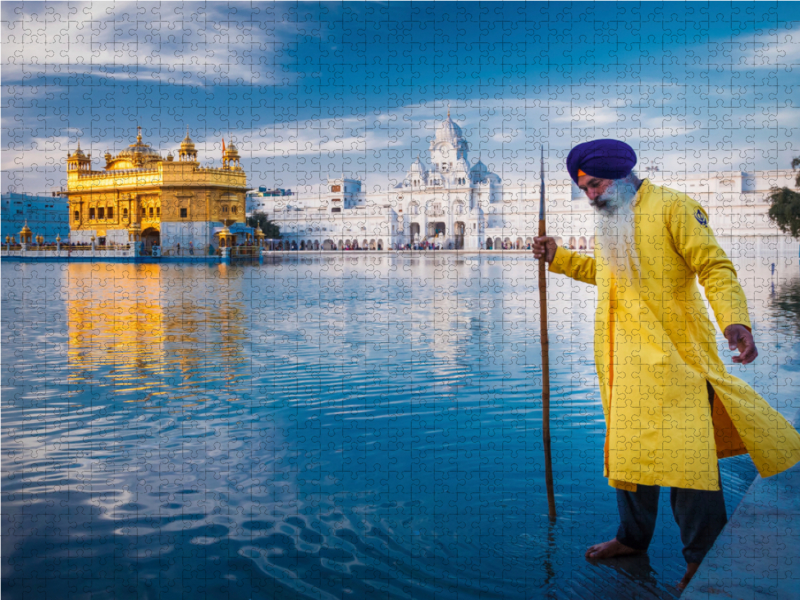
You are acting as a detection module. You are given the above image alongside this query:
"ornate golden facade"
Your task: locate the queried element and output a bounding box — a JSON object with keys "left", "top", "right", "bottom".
{"left": 66, "top": 127, "right": 248, "bottom": 250}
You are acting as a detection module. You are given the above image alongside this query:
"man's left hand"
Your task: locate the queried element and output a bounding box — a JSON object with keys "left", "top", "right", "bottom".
{"left": 724, "top": 324, "right": 758, "bottom": 365}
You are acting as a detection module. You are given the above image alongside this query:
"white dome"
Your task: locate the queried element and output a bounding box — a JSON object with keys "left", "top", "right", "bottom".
{"left": 408, "top": 156, "right": 427, "bottom": 175}
{"left": 470, "top": 159, "right": 488, "bottom": 174}
{"left": 470, "top": 159, "right": 496, "bottom": 184}
{"left": 435, "top": 111, "right": 465, "bottom": 145}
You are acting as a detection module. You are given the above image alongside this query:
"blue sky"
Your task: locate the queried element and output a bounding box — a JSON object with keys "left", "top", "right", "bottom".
{"left": 2, "top": 1, "right": 799, "bottom": 194}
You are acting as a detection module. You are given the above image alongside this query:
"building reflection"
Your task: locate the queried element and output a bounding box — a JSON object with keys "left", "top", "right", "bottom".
{"left": 66, "top": 263, "right": 247, "bottom": 406}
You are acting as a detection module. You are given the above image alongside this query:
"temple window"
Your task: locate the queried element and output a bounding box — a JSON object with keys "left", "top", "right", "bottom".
{"left": 107, "top": 207, "right": 114, "bottom": 219}
{"left": 89, "top": 207, "right": 96, "bottom": 219}
{"left": 232, "top": 206, "right": 238, "bottom": 214}
{"left": 222, "top": 206, "right": 229, "bottom": 214}
{"left": 180, "top": 208, "right": 188, "bottom": 218}
{"left": 149, "top": 207, "right": 154, "bottom": 217}
{"left": 123, "top": 208, "right": 128, "bottom": 219}
{"left": 74, "top": 210, "right": 80, "bottom": 221}
{"left": 156, "top": 207, "right": 160, "bottom": 217}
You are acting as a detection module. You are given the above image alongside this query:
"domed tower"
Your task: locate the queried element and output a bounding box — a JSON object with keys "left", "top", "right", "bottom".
{"left": 179, "top": 127, "right": 198, "bottom": 162}
{"left": 222, "top": 139, "right": 241, "bottom": 170}
{"left": 430, "top": 108, "right": 468, "bottom": 173}
{"left": 405, "top": 156, "right": 428, "bottom": 187}
{"left": 67, "top": 142, "right": 92, "bottom": 173}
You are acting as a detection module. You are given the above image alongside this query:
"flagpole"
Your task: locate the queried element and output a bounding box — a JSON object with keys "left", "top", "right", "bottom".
{"left": 538, "top": 145, "right": 556, "bottom": 520}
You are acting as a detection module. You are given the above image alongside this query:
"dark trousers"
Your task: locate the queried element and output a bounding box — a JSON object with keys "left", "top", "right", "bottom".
{"left": 615, "top": 382, "right": 728, "bottom": 564}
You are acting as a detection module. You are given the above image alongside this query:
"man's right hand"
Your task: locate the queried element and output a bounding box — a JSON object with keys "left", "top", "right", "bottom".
{"left": 533, "top": 236, "right": 557, "bottom": 263}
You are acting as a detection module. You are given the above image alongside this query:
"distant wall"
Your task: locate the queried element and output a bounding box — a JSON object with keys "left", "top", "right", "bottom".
{"left": 1, "top": 193, "right": 69, "bottom": 242}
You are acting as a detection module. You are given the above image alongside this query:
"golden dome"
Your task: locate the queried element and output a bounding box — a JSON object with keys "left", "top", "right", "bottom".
{"left": 223, "top": 141, "right": 240, "bottom": 159}
{"left": 104, "top": 126, "right": 162, "bottom": 170}
{"left": 71, "top": 142, "right": 87, "bottom": 158}
{"left": 19, "top": 224, "right": 32, "bottom": 235}
{"left": 180, "top": 126, "right": 196, "bottom": 151}
{"left": 116, "top": 127, "right": 161, "bottom": 160}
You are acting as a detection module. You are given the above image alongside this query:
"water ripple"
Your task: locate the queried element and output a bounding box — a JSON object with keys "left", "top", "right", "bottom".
{"left": 3, "top": 256, "right": 798, "bottom": 599}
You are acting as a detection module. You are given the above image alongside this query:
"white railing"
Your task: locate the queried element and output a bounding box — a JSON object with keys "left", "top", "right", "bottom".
{"left": 1, "top": 245, "right": 137, "bottom": 259}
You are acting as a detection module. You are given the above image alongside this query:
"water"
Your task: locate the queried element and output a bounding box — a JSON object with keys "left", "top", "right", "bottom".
{"left": 2, "top": 254, "right": 798, "bottom": 599}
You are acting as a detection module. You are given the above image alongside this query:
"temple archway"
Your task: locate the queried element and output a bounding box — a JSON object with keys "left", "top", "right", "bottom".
{"left": 454, "top": 221, "right": 466, "bottom": 249}
{"left": 141, "top": 227, "right": 160, "bottom": 252}
{"left": 410, "top": 223, "right": 420, "bottom": 245}
{"left": 427, "top": 222, "right": 446, "bottom": 237}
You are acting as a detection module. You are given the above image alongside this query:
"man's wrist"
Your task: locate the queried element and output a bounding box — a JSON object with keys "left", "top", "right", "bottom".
{"left": 725, "top": 324, "right": 752, "bottom": 335}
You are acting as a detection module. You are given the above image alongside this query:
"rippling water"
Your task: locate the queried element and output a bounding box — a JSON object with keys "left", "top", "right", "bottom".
{"left": 3, "top": 255, "right": 798, "bottom": 599}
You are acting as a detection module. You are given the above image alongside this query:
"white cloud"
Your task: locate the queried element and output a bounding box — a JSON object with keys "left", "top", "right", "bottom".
{"left": 1, "top": 1, "right": 293, "bottom": 88}
{"left": 727, "top": 31, "right": 800, "bottom": 70}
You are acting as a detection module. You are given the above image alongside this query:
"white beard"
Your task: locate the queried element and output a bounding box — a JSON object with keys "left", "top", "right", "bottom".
{"left": 594, "top": 177, "right": 641, "bottom": 286}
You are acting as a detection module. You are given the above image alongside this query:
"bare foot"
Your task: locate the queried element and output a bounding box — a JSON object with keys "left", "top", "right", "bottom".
{"left": 585, "top": 538, "right": 641, "bottom": 560}
{"left": 676, "top": 562, "right": 700, "bottom": 591}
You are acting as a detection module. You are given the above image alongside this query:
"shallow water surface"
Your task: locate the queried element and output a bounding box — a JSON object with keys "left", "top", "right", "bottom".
{"left": 2, "top": 254, "right": 798, "bottom": 599}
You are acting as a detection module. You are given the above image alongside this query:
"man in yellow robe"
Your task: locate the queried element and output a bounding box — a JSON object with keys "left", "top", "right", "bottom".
{"left": 533, "top": 139, "right": 800, "bottom": 590}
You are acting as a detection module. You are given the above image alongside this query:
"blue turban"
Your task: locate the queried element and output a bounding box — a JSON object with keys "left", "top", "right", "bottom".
{"left": 566, "top": 139, "right": 637, "bottom": 184}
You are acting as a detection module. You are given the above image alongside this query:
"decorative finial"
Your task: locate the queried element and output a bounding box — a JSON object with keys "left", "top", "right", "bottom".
{"left": 447, "top": 104, "right": 450, "bottom": 119}
{"left": 136, "top": 125, "right": 142, "bottom": 142}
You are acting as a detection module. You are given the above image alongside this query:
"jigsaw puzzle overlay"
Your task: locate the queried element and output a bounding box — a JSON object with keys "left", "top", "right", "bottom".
{"left": 2, "top": 3, "right": 800, "bottom": 599}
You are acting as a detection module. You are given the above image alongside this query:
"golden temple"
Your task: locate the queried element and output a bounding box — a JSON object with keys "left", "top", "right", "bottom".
{"left": 66, "top": 127, "right": 248, "bottom": 251}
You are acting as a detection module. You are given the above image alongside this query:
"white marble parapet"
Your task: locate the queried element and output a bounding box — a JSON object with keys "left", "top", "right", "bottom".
{"left": 1, "top": 247, "right": 137, "bottom": 259}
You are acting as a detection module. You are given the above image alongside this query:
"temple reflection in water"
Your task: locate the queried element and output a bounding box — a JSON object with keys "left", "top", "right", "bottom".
{"left": 65, "top": 263, "right": 248, "bottom": 406}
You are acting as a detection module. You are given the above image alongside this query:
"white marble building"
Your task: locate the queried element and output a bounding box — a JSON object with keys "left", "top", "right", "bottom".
{"left": 247, "top": 114, "right": 799, "bottom": 256}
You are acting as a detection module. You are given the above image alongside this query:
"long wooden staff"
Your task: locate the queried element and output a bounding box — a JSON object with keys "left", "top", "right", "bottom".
{"left": 538, "top": 146, "right": 556, "bottom": 520}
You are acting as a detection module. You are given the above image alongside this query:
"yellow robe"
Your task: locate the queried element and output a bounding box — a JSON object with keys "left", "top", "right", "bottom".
{"left": 550, "top": 179, "right": 800, "bottom": 491}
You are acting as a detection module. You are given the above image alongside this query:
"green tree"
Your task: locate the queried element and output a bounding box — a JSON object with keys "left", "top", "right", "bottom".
{"left": 247, "top": 212, "right": 281, "bottom": 239}
{"left": 767, "top": 158, "right": 800, "bottom": 238}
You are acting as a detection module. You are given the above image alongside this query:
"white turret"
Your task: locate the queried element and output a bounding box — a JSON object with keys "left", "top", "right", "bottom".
{"left": 430, "top": 108, "right": 469, "bottom": 173}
